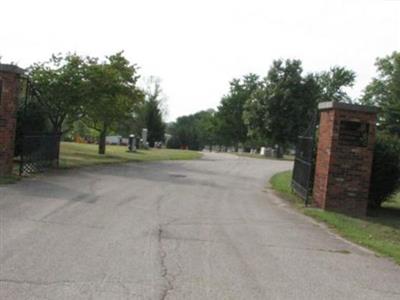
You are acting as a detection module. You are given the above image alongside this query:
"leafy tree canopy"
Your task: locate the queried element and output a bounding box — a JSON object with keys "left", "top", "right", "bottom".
{"left": 141, "top": 77, "right": 166, "bottom": 147}
{"left": 167, "top": 109, "right": 216, "bottom": 150}
{"left": 84, "top": 52, "right": 144, "bottom": 154}
{"left": 28, "top": 53, "right": 91, "bottom": 133}
{"left": 216, "top": 73, "right": 261, "bottom": 149}
{"left": 361, "top": 51, "right": 400, "bottom": 136}
{"left": 244, "top": 59, "right": 320, "bottom": 155}
{"left": 316, "top": 66, "right": 355, "bottom": 103}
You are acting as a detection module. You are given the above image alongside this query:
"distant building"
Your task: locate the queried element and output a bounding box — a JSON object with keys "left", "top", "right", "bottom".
{"left": 106, "top": 136, "right": 122, "bottom": 145}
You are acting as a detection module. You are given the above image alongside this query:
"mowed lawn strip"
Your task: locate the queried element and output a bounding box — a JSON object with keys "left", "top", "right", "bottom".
{"left": 235, "top": 152, "right": 294, "bottom": 161}
{"left": 0, "top": 175, "right": 20, "bottom": 185}
{"left": 270, "top": 170, "right": 400, "bottom": 265}
{"left": 60, "top": 142, "right": 202, "bottom": 169}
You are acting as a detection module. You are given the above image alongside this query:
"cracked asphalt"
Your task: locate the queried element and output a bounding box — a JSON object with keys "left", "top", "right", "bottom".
{"left": 1, "top": 152, "right": 400, "bottom": 299}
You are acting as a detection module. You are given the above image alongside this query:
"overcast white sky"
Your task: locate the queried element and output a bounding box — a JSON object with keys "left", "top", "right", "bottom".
{"left": 1, "top": 0, "right": 399, "bottom": 121}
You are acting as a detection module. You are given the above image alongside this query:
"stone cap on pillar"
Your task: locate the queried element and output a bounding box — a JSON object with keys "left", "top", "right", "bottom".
{"left": 0, "top": 64, "right": 25, "bottom": 75}
{"left": 318, "top": 101, "right": 379, "bottom": 113}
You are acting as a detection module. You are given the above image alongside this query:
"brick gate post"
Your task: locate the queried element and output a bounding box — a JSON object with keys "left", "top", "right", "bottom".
{"left": 313, "top": 101, "right": 378, "bottom": 216}
{"left": 0, "top": 64, "right": 25, "bottom": 177}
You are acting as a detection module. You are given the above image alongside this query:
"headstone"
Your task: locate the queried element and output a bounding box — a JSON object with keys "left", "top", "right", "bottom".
{"left": 142, "top": 128, "right": 148, "bottom": 149}
{"left": 260, "top": 147, "right": 266, "bottom": 156}
{"left": 313, "top": 101, "right": 378, "bottom": 216}
{"left": 128, "top": 134, "right": 136, "bottom": 152}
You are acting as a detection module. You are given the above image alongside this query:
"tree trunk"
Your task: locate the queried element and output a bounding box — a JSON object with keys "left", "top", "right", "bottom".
{"left": 275, "top": 145, "right": 284, "bottom": 158}
{"left": 52, "top": 129, "right": 62, "bottom": 167}
{"left": 99, "top": 126, "right": 107, "bottom": 155}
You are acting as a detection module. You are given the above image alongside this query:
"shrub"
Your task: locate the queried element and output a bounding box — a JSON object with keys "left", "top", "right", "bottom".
{"left": 166, "top": 136, "right": 180, "bottom": 149}
{"left": 369, "top": 133, "right": 400, "bottom": 208}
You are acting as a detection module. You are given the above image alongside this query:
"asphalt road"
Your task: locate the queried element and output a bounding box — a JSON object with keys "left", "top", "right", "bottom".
{"left": 1, "top": 152, "right": 400, "bottom": 300}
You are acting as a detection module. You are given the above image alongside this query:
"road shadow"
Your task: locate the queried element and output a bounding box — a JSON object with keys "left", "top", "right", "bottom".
{"left": 3, "top": 173, "right": 98, "bottom": 204}
{"left": 90, "top": 162, "right": 227, "bottom": 190}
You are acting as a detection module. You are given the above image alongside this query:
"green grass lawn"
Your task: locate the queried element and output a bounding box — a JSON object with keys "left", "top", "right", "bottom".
{"left": 59, "top": 142, "right": 202, "bottom": 169}
{"left": 270, "top": 170, "right": 400, "bottom": 264}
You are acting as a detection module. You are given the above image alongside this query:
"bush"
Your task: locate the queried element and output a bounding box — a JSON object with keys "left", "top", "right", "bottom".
{"left": 166, "top": 136, "right": 180, "bottom": 149}
{"left": 369, "top": 134, "right": 400, "bottom": 208}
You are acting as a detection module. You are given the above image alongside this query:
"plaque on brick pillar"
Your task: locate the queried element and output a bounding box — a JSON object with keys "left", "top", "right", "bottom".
{"left": 0, "top": 64, "right": 25, "bottom": 177}
{"left": 313, "top": 101, "right": 378, "bottom": 216}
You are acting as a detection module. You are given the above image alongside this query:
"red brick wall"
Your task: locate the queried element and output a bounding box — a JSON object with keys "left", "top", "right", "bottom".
{"left": 0, "top": 72, "right": 19, "bottom": 176}
{"left": 313, "top": 109, "right": 335, "bottom": 209}
{"left": 313, "top": 107, "right": 376, "bottom": 216}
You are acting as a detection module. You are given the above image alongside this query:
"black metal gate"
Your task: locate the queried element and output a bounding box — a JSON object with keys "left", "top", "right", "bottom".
{"left": 19, "top": 134, "right": 60, "bottom": 175}
{"left": 292, "top": 117, "right": 317, "bottom": 204}
{"left": 16, "top": 78, "right": 61, "bottom": 176}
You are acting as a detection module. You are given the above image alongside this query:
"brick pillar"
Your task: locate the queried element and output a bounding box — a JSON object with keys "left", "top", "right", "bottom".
{"left": 313, "top": 101, "right": 378, "bottom": 216}
{"left": 0, "top": 64, "right": 24, "bottom": 177}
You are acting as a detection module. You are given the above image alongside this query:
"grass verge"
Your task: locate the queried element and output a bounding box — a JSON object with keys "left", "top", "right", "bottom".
{"left": 236, "top": 152, "right": 294, "bottom": 161}
{"left": 0, "top": 175, "right": 20, "bottom": 185}
{"left": 270, "top": 170, "right": 400, "bottom": 264}
{"left": 59, "top": 142, "right": 202, "bottom": 169}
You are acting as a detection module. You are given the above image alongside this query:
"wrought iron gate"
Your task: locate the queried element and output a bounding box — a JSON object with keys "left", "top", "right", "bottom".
{"left": 19, "top": 134, "right": 60, "bottom": 175}
{"left": 17, "top": 78, "right": 61, "bottom": 175}
{"left": 291, "top": 116, "right": 317, "bottom": 204}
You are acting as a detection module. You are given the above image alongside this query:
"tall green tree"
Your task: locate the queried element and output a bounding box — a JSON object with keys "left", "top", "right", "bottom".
{"left": 117, "top": 77, "right": 166, "bottom": 145}
{"left": 244, "top": 59, "right": 320, "bottom": 157}
{"left": 166, "top": 109, "right": 216, "bottom": 150}
{"left": 316, "top": 66, "right": 355, "bottom": 103}
{"left": 243, "top": 86, "right": 269, "bottom": 148}
{"left": 196, "top": 109, "right": 217, "bottom": 151}
{"left": 28, "top": 54, "right": 90, "bottom": 134}
{"left": 243, "top": 61, "right": 355, "bottom": 156}
{"left": 361, "top": 51, "right": 400, "bottom": 136}
{"left": 141, "top": 77, "right": 166, "bottom": 147}
{"left": 216, "top": 73, "right": 261, "bottom": 150}
{"left": 167, "top": 115, "right": 200, "bottom": 150}
{"left": 85, "top": 52, "right": 144, "bottom": 154}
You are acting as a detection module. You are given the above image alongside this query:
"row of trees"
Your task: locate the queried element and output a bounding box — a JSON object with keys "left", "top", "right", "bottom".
{"left": 167, "top": 59, "right": 356, "bottom": 154}
{"left": 168, "top": 52, "right": 399, "bottom": 156}
{"left": 20, "top": 52, "right": 166, "bottom": 154}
